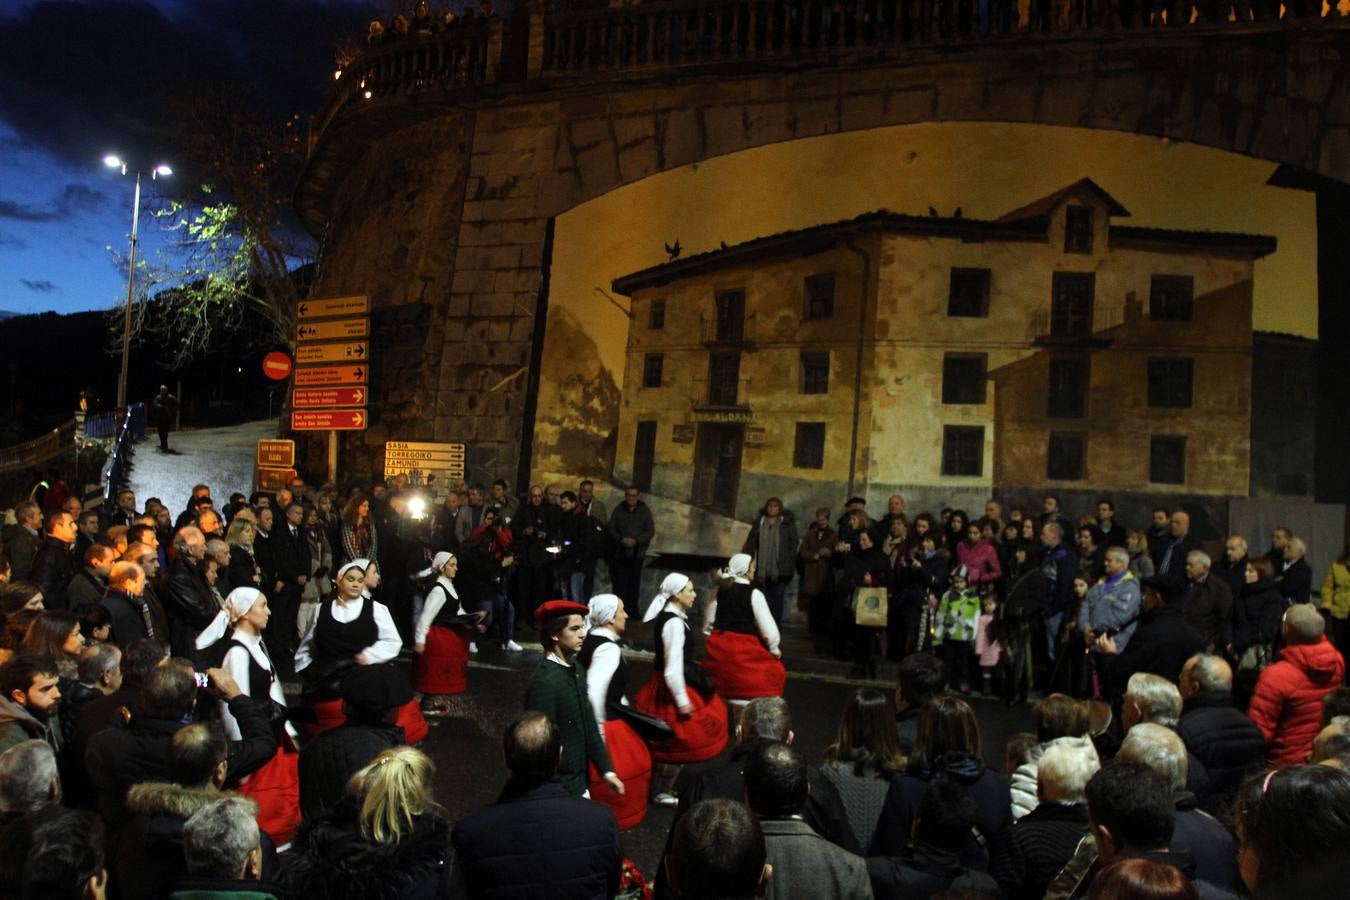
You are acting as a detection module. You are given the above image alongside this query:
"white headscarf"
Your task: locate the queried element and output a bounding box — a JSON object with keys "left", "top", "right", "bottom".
{"left": 586, "top": 594, "right": 621, "bottom": 632}
{"left": 643, "top": 572, "right": 691, "bottom": 622}
{"left": 195, "top": 587, "right": 263, "bottom": 649}
{"left": 723, "top": 553, "right": 753, "bottom": 581}
{"left": 414, "top": 551, "right": 455, "bottom": 580}
{"left": 338, "top": 558, "right": 369, "bottom": 580}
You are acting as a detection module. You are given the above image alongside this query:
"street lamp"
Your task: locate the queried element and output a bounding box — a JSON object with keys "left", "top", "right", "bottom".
{"left": 104, "top": 154, "right": 172, "bottom": 412}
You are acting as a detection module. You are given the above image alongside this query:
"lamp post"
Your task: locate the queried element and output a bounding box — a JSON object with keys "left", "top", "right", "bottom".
{"left": 104, "top": 155, "right": 172, "bottom": 413}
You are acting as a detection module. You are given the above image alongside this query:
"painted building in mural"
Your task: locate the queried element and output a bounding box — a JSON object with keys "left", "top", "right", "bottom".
{"left": 609, "top": 179, "right": 1276, "bottom": 522}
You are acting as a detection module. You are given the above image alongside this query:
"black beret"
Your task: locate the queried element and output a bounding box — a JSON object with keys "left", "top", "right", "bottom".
{"left": 340, "top": 664, "right": 414, "bottom": 713}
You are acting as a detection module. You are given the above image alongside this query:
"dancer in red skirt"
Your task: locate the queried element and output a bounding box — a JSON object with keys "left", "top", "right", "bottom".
{"left": 195, "top": 586, "right": 300, "bottom": 844}
{"left": 634, "top": 572, "right": 728, "bottom": 807}
{"left": 703, "top": 553, "right": 786, "bottom": 704}
{"left": 578, "top": 593, "right": 652, "bottom": 829}
{"left": 412, "top": 551, "right": 485, "bottom": 717}
{"left": 295, "top": 559, "right": 427, "bottom": 743}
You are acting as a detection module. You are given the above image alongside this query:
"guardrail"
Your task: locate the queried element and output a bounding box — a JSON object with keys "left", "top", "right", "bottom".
{"left": 0, "top": 420, "right": 78, "bottom": 476}
{"left": 100, "top": 404, "right": 147, "bottom": 506}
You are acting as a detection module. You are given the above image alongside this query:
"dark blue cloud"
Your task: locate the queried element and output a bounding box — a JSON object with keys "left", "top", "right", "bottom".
{"left": 19, "top": 278, "right": 58, "bottom": 293}
{"left": 0, "top": 184, "right": 108, "bottom": 222}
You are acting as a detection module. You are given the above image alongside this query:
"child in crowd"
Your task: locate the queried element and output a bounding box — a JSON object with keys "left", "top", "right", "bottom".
{"left": 974, "top": 595, "right": 1002, "bottom": 697}
{"left": 934, "top": 565, "right": 980, "bottom": 693}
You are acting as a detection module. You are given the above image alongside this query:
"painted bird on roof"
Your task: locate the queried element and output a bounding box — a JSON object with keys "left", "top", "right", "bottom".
{"left": 664, "top": 239, "right": 681, "bottom": 260}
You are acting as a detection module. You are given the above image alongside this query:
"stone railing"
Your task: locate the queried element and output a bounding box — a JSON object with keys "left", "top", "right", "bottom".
{"left": 314, "top": 18, "right": 501, "bottom": 138}
{"left": 538, "top": 0, "right": 1349, "bottom": 74}
{"left": 312, "top": 0, "right": 1350, "bottom": 137}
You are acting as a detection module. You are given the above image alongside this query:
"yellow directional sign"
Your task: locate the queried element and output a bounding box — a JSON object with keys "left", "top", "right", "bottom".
{"left": 296, "top": 295, "right": 370, "bottom": 320}
{"left": 384, "top": 441, "right": 466, "bottom": 481}
{"left": 297, "top": 318, "right": 369, "bottom": 342}
{"left": 296, "top": 342, "right": 368, "bottom": 364}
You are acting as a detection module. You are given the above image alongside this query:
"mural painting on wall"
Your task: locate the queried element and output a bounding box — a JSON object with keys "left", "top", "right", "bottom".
{"left": 529, "top": 125, "right": 1317, "bottom": 530}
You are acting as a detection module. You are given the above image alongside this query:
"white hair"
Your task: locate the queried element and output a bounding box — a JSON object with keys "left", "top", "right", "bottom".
{"left": 1186, "top": 654, "right": 1232, "bottom": 695}
{"left": 1037, "top": 737, "right": 1101, "bottom": 806}
{"left": 1126, "top": 673, "right": 1182, "bottom": 727}
{"left": 182, "top": 796, "right": 260, "bottom": 879}
{"left": 1186, "top": 550, "right": 1211, "bottom": 570}
{"left": 0, "top": 740, "right": 58, "bottom": 812}
{"left": 1119, "top": 723, "right": 1188, "bottom": 794}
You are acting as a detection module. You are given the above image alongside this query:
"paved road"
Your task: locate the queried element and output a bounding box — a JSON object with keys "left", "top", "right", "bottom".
{"left": 412, "top": 643, "right": 1034, "bottom": 881}
{"left": 126, "top": 418, "right": 280, "bottom": 508}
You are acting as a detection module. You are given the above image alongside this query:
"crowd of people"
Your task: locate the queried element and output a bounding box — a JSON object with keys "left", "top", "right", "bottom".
{"left": 0, "top": 466, "right": 1348, "bottom": 898}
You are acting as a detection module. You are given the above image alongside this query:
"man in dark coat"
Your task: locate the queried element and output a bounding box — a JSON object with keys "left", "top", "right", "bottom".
{"left": 990, "top": 739, "right": 1094, "bottom": 900}
{"left": 3, "top": 500, "right": 42, "bottom": 579}
{"left": 266, "top": 502, "right": 312, "bottom": 654}
{"left": 1155, "top": 509, "right": 1202, "bottom": 593}
{"left": 1180, "top": 551, "right": 1233, "bottom": 652}
{"left": 606, "top": 486, "right": 655, "bottom": 618}
{"left": 1097, "top": 584, "right": 1206, "bottom": 703}
{"left": 1176, "top": 655, "right": 1266, "bottom": 812}
{"left": 298, "top": 666, "right": 408, "bottom": 823}
{"left": 869, "top": 777, "right": 1000, "bottom": 900}
{"left": 747, "top": 741, "right": 871, "bottom": 900}
{"left": 29, "top": 510, "right": 78, "bottom": 610}
{"left": 102, "top": 560, "right": 170, "bottom": 649}
{"left": 1277, "top": 536, "right": 1314, "bottom": 605}
{"left": 450, "top": 711, "right": 621, "bottom": 899}
{"left": 151, "top": 384, "right": 178, "bottom": 452}
{"left": 85, "top": 665, "right": 274, "bottom": 826}
{"left": 1039, "top": 521, "right": 1079, "bottom": 669}
{"left": 1213, "top": 535, "right": 1250, "bottom": 601}
{"left": 162, "top": 526, "right": 220, "bottom": 659}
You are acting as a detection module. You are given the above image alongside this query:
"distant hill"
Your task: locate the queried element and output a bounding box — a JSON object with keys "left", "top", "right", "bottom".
{"left": 0, "top": 310, "right": 20, "bottom": 321}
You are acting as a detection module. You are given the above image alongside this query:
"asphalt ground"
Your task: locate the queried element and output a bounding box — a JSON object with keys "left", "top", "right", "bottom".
{"left": 406, "top": 640, "right": 1035, "bottom": 882}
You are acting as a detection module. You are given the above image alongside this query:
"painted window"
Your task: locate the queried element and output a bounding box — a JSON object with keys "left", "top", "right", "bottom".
{"left": 1149, "top": 275, "right": 1193, "bottom": 322}
{"left": 805, "top": 274, "right": 835, "bottom": 320}
{"left": 642, "top": 353, "right": 664, "bottom": 388}
{"left": 1150, "top": 435, "right": 1187, "bottom": 484}
{"left": 801, "top": 351, "right": 830, "bottom": 394}
{"left": 649, "top": 299, "right": 667, "bottom": 330}
{"left": 1047, "top": 357, "right": 1089, "bottom": 418}
{"left": 1147, "top": 357, "right": 1194, "bottom": 408}
{"left": 948, "top": 268, "right": 990, "bottom": 317}
{"left": 941, "top": 426, "right": 984, "bottom": 477}
{"left": 942, "top": 354, "right": 987, "bottom": 405}
{"left": 1047, "top": 432, "right": 1086, "bottom": 481}
{"left": 1065, "top": 205, "right": 1093, "bottom": 253}
{"left": 793, "top": 422, "right": 826, "bottom": 469}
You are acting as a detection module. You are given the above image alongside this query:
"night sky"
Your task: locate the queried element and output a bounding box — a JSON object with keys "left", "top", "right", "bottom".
{"left": 0, "top": 0, "right": 372, "bottom": 316}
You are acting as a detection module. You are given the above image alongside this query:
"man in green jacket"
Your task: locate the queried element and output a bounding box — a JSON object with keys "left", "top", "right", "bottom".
{"left": 523, "top": 600, "right": 624, "bottom": 797}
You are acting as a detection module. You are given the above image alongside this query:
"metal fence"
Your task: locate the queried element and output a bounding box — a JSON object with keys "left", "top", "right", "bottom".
{"left": 99, "top": 403, "right": 147, "bottom": 506}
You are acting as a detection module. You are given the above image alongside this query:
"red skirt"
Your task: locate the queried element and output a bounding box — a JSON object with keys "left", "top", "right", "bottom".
{"left": 633, "top": 674, "right": 728, "bottom": 764}
{"left": 587, "top": 718, "right": 652, "bottom": 830}
{"left": 703, "top": 630, "right": 787, "bottom": 700}
{"left": 236, "top": 746, "right": 300, "bottom": 845}
{"left": 414, "top": 625, "right": 470, "bottom": 695}
{"left": 304, "top": 695, "right": 428, "bottom": 746}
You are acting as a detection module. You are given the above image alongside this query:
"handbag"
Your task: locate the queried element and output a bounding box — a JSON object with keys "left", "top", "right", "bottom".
{"left": 1238, "top": 642, "right": 1272, "bottom": 674}
{"left": 852, "top": 586, "right": 889, "bottom": 628}
{"left": 609, "top": 702, "right": 675, "bottom": 742}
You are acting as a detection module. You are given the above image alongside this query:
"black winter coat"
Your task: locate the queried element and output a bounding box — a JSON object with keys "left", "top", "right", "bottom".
{"left": 298, "top": 722, "right": 404, "bottom": 823}
{"left": 31, "top": 535, "right": 77, "bottom": 610}
{"left": 85, "top": 695, "right": 274, "bottom": 826}
{"left": 870, "top": 752, "right": 1012, "bottom": 863}
{"left": 282, "top": 799, "right": 451, "bottom": 900}
{"left": 868, "top": 841, "right": 1001, "bottom": 900}
{"left": 990, "top": 802, "right": 1090, "bottom": 900}
{"left": 1176, "top": 693, "right": 1267, "bottom": 807}
{"left": 451, "top": 778, "right": 621, "bottom": 900}
{"left": 162, "top": 558, "right": 219, "bottom": 659}
{"left": 1103, "top": 603, "right": 1206, "bottom": 702}
{"left": 1232, "top": 580, "right": 1285, "bottom": 653}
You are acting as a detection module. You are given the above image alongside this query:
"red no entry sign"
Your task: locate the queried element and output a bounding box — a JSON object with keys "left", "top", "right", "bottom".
{"left": 262, "top": 351, "right": 293, "bottom": 381}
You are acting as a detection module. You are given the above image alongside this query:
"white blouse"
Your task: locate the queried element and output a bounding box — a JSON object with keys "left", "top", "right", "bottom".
{"left": 414, "top": 576, "right": 465, "bottom": 645}
{"left": 219, "top": 629, "right": 297, "bottom": 742}
{"left": 294, "top": 596, "right": 402, "bottom": 672}
{"left": 584, "top": 625, "right": 627, "bottom": 728}
{"left": 659, "top": 605, "right": 691, "bottom": 708}
{"left": 706, "top": 578, "right": 782, "bottom": 655}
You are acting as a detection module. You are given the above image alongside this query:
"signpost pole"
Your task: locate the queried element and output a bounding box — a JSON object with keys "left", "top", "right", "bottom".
{"left": 328, "top": 430, "right": 338, "bottom": 483}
